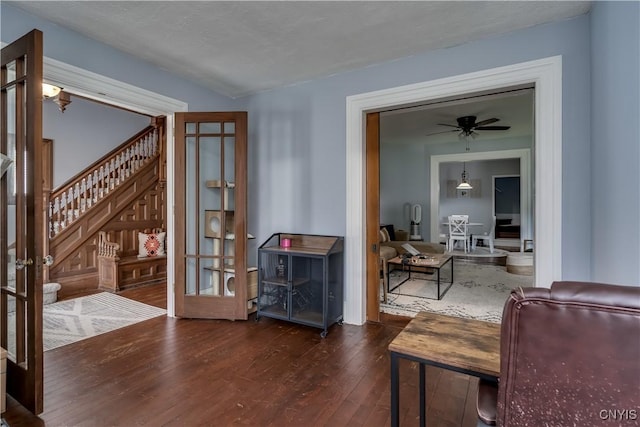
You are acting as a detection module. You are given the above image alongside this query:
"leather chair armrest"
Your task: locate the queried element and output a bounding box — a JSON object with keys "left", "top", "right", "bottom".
{"left": 476, "top": 379, "right": 498, "bottom": 426}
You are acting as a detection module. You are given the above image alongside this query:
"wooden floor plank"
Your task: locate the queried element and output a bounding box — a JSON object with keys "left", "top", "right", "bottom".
{"left": 4, "top": 283, "right": 481, "bottom": 426}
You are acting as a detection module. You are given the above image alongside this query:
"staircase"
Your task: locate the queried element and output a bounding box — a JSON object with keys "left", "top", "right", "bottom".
{"left": 47, "top": 118, "right": 166, "bottom": 298}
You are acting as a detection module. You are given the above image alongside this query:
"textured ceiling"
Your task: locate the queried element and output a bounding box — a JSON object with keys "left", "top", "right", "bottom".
{"left": 10, "top": 1, "right": 590, "bottom": 98}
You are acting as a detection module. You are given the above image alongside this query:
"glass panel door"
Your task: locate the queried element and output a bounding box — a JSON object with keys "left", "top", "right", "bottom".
{"left": 1, "top": 29, "right": 45, "bottom": 415}
{"left": 174, "top": 112, "right": 248, "bottom": 319}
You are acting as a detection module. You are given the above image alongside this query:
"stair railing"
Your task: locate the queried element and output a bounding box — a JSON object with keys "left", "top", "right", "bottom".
{"left": 48, "top": 125, "right": 161, "bottom": 238}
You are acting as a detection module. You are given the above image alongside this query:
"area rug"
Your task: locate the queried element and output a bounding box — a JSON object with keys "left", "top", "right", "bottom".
{"left": 381, "top": 261, "right": 533, "bottom": 322}
{"left": 43, "top": 292, "right": 166, "bottom": 351}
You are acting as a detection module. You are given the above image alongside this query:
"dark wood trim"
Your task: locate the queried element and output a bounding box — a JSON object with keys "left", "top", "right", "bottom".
{"left": 1, "top": 28, "right": 45, "bottom": 415}
{"left": 366, "top": 112, "right": 381, "bottom": 322}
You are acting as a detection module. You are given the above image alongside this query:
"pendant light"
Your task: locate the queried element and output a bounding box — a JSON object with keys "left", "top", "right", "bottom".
{"left": 456, "top": 162, "right": 473, "bottom": 190}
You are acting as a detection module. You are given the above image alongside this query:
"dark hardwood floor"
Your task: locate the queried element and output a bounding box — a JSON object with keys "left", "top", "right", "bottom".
{"left": 4, "top": 283, "right": 480, "bottom": 426}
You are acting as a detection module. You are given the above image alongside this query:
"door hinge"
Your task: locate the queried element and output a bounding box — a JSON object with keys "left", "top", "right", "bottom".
{"left": 371, "top": 243, "right": 378, "bottom": 253}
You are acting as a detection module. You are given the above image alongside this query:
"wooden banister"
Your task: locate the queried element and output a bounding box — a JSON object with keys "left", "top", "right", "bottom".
{"left": 49, "top": 120, "right": 164, "bottom": 238}
{"left": 98, "top": 231, "right": 120, "bottom": 259}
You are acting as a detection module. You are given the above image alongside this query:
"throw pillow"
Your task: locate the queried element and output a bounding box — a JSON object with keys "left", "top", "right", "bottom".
{"left": 380, "top": 227, "right": 390, "bottom": 243}
{"left": 138, "top": 231, "right": 166, "bottom": 258}
{"left": 380, "top": 224, "right": 396, "bottom": 241}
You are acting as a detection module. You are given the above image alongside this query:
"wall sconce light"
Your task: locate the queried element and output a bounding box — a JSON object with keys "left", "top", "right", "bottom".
{"left": 42, "top": 83, "right": 62, "bottom": 99}
{"left": 54, "top": 91, "right": 72, "bottom": 113}
{"left": 42, "top": 83, "right": 72, "bottom": 112}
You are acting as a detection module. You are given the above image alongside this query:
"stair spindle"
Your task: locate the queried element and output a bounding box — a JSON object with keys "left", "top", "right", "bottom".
{"left": 60, "top": 192, "right": 67, "bottom": 228}
{"left": 54, "top": 197, "right": 61, "bottom": 233}
{"left": 49, "top": 202, "right": 54, "bottom": 238}
{"left": 86, "top": 175, "right": 93, "bottom": 208}
{"left": 124, "top": 147, "right": 131, "bottom": 178}
{"left": 81, "top": 178, "right": 88, "bottom": 212}
{"left": 109, "top": 159, "right": 116, "bottom": 189}
{"left": 120, "top": 151, "right": 127, "bottom": 181}
{"left": 134, "top": 140, "right": 141, "bottom": 170}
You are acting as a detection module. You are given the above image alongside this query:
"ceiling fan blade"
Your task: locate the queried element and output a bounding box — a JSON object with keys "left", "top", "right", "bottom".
{"left": 426, "top": 129, "right": 459, "bottom": 136}
{"left": 473, "top": 118, "right": 500, "bottom": 127}
{"left": 437, "top": 123, "right": 461, "bottom": 128}
{"left": 475, "top": 126, "right": 511, "bottom": 131}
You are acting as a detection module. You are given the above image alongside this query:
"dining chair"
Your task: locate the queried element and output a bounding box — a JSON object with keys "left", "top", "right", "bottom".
{"left": 473, "top": 215, "right": 495, "bottom": 253}
{"left": 448, "top": 215, "right": 469, "bottom": 253}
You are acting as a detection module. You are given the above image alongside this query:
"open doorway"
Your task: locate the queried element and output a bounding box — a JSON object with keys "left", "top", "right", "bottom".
{"left": 42, "top": 57, "right": 188, "bottom": 317}
{"left": 347, "top": 56, "right": 563, "bottom": 325}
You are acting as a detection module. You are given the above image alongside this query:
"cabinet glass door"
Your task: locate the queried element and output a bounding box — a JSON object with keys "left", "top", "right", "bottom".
{"left": 258, "top": 252, "right": 289, "bottom": 319}
{"left": 175, "top": 112, "right": 248, "bottom": 319}
{"left": 290, "top": 256, "right": 323, "bottom": 326}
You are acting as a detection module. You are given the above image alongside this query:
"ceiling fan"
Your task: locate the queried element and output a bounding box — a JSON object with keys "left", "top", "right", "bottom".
{"left": 427, "top": 115, "right": 511, "bottom": 138}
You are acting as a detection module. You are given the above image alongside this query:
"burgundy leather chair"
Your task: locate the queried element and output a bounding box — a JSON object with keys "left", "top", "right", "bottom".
{"left": 477, "top": 281, "right": 640, "bottom": 426}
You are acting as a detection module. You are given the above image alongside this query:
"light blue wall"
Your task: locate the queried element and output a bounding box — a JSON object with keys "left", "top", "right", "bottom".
{"left": 590, "top": 2, "right": 640, "bottom": 286}
{"left": 380, "top": 135, "right": 533, "bottom": 241}
{"left": 43, "top": 97, "right": 150, "bottom": 187}
{"left": 4, "top": 3, "right": 638, "bottom": 285}
{"left": 379, "top": 142, "right": 427, "bottom": 235}
{"left": 1, "top": 3, "right": 240, "bottom": 111}
{"left": 247, "top": 15, "right": 592, "bottom": 281}
{"left": 439, "top": 159, "right": 521, "bottom": 238}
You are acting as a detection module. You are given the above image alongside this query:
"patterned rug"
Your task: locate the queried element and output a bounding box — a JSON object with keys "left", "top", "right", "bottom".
{"left": 43, "top": 292, "right": 166, "bottom": 351}
{"left": 381, "top": 261, "right": 533, "bottom": 322}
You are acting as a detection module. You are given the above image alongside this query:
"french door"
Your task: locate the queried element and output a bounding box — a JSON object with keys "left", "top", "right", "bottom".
{"left": 174, "top": 112, "right": 249, "bottom": 320}
{"left": 1, "top": 30, "right": 46, "bottom": 414}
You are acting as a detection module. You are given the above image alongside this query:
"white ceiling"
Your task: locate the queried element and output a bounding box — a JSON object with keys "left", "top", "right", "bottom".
{"left": 9, "top": 1, "right": 590, "bottom": 98}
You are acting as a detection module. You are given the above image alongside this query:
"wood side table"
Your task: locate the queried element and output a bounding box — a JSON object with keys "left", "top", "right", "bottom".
{"left": 388, "top": 312, "right": 500, "bottom": 427}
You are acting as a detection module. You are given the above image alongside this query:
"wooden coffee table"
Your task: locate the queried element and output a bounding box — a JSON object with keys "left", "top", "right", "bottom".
{"left": 389, "top": 312, "right": 500, "bottom": 427}
{"left": 386, "top": 254, "right": 454, "bottom": 300}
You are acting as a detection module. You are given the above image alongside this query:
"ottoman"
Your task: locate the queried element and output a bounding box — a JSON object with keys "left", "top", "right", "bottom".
{"left": 506, "top": 253, "right": 533, "bottom": 276}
